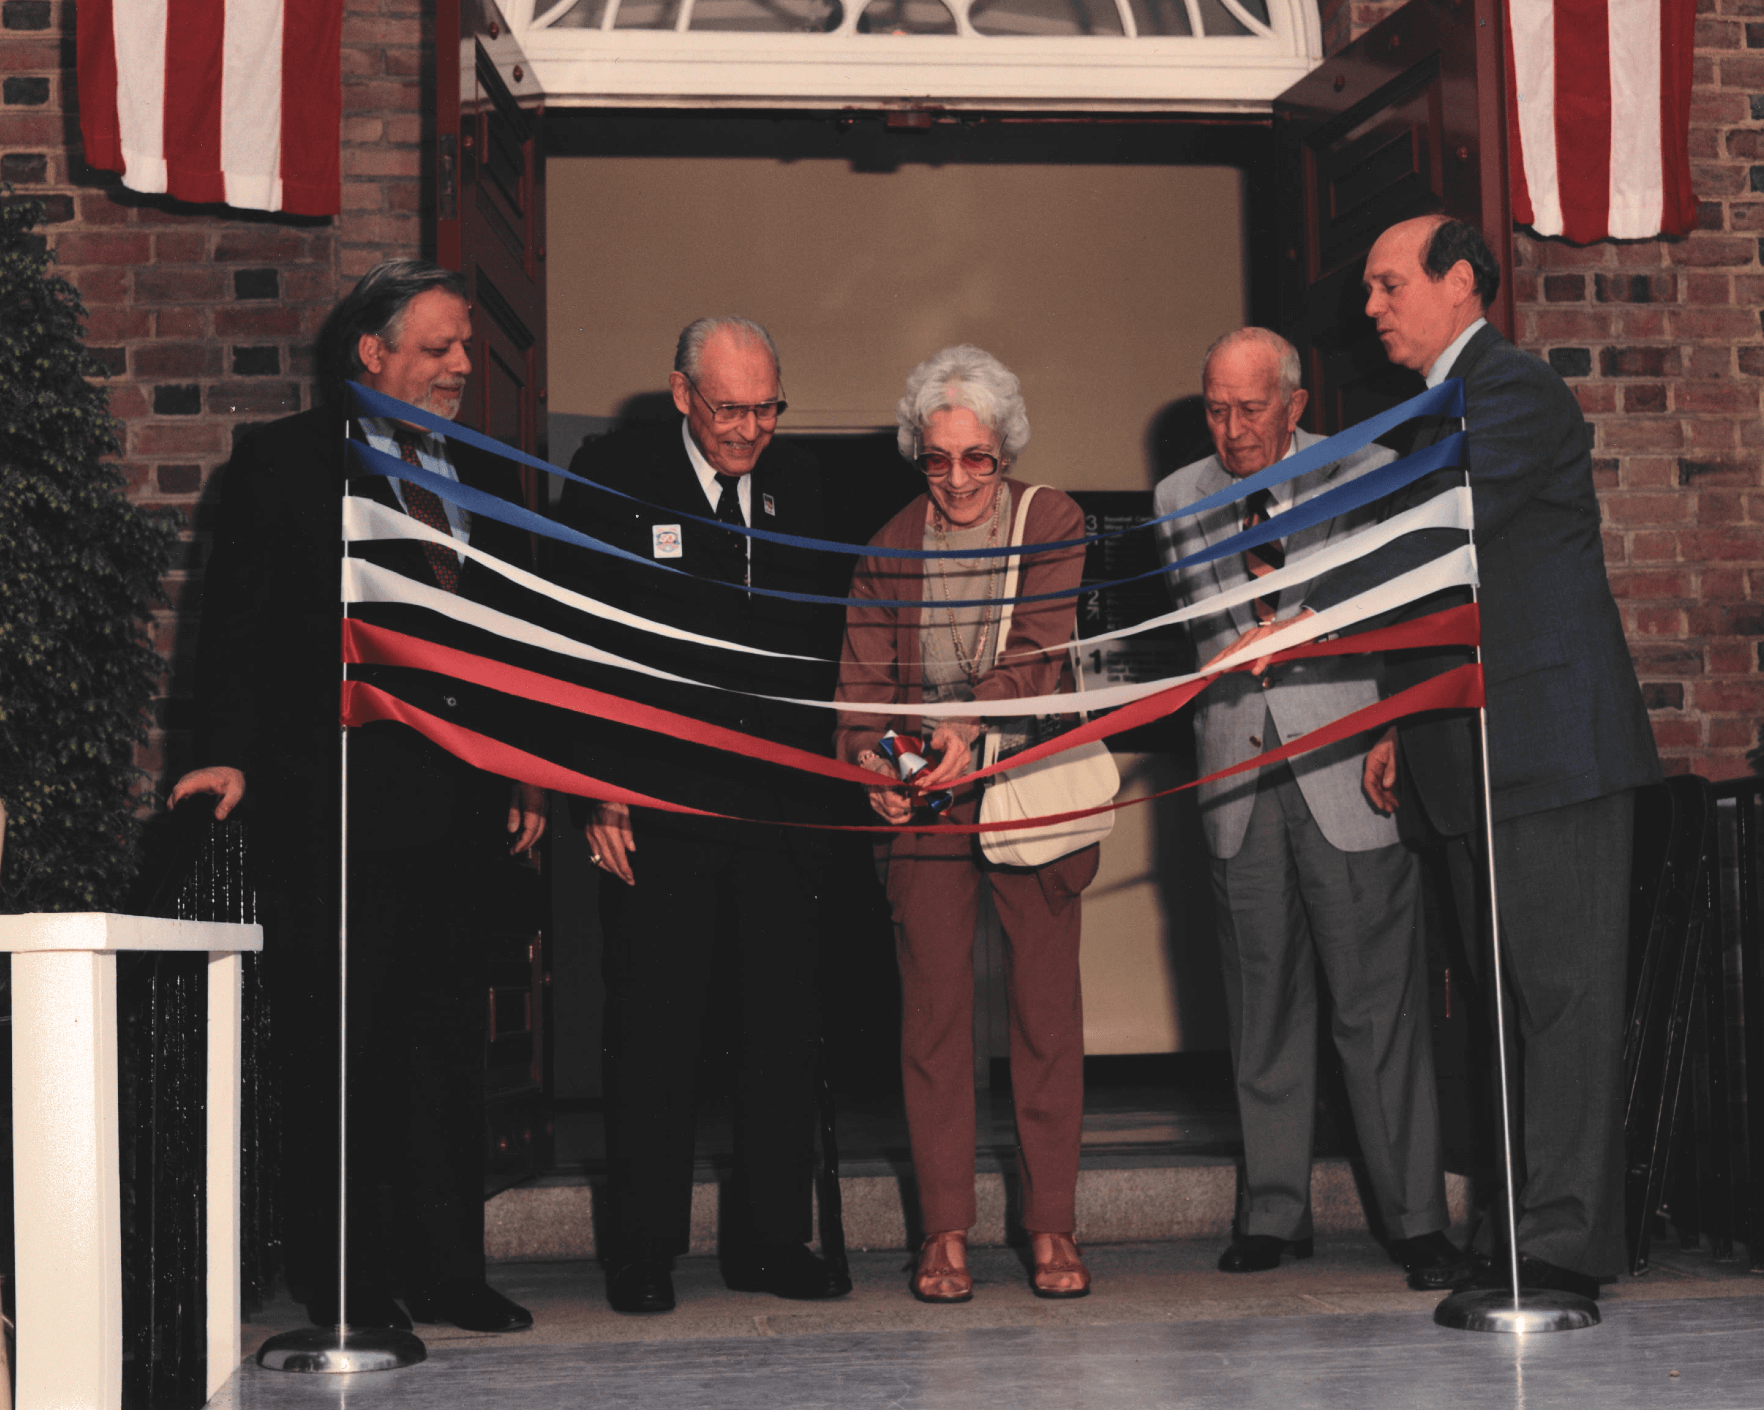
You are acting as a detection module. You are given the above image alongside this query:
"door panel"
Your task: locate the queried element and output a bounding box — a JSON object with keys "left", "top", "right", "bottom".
{"left": 435, "top": 0, "right": 548, "bottom": 490}
{"left": 1276, "top": 0, "right": 1513, "bottom": 432}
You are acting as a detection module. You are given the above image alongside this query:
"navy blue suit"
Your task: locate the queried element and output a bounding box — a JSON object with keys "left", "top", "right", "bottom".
{"left": 553, "top": 420, "right": 840, "bottom": 1261}
{"left": 1315, "top": 323, "right": 1660, "bottom": 1278}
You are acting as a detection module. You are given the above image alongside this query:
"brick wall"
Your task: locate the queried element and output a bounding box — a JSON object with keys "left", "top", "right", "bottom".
{"left": 0, "top": 0, "right": 425, "bottom": 793}
{"left": 5, "top": 0, "right": 1757, "bottom": 788}
{"left": 1328, "top": 4, "right": 1763, "bottom": 781}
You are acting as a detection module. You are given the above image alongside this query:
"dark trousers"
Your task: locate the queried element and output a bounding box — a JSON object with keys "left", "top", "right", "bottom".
{"left": 599, "top": 816, "right": 822, "bottom": 1260}
{"left": 1479, "top": 789, "right": 1635, "bottom": 1278}
{"left": 276, "top": 842, "right": 492, "bottom": 1304}
{"left": 1211, "top": 762, "right": 1447, "bottom": 1241}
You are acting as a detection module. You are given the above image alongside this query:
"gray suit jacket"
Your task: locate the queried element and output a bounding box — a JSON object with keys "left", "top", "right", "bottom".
{"left": 1154, "top": 430, "right": 1402, "bottom": 860}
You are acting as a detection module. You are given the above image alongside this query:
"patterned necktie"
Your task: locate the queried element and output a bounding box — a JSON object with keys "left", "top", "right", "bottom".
{"left": 1241, "top": 488, "right": 1285, "bottom": 624}
{"left": 713, "top": 472, "right": 749, "bottom": 587}
{"left": 391, "top": 429, "right": 461, "bottom": 594}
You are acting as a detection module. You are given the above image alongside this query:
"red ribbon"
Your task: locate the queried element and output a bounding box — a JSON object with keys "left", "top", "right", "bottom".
{"left": 341, "top": 662, "right": 1485, "bottom": 835}
{"left": 343, "top": 603, "right": 1481, "bottom": 794}
{"left": 344, "top": 618, "right": 883, "bottom": 790}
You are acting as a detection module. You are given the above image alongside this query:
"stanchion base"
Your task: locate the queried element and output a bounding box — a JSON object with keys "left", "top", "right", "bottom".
{"left": 257, "top": 1325, "right": 428, "bottom": 1372}
{"left": 1434, "top": 1287, "right": 1601, "bottom": 1334}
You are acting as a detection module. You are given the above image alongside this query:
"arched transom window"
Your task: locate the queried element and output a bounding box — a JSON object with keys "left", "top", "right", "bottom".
{"left": 501, "top": 0, "right": 1321, "bottom": 109}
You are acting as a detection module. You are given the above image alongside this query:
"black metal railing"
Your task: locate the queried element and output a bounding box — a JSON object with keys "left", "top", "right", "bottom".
{"left": 121, "top": 800, "right": 268, "bottom": 1410}
{"left": 1625, "top": 774, "right": 1764, "bottom": 1272}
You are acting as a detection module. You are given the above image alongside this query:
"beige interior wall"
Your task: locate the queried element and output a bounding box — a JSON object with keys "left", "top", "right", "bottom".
{"left": 549, "top": 156, "right": 1244, "bottom": 490}
{"left": 549, "top": 152, "right": 1242, "bottom": 1053}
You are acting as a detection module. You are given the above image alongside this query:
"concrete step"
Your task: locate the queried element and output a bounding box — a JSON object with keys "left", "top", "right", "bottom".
{"left": 486, "top": 1157, "right": 1471, "bottom": 1262}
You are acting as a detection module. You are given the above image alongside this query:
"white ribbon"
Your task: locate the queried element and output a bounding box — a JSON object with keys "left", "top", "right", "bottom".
{"left": 344, "top": 544, "right": 1478, "bottom": 720}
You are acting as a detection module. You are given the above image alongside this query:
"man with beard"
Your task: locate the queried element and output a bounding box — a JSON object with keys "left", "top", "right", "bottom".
{"left": 170, "top": 259, "right": 545, "bottom": 1332}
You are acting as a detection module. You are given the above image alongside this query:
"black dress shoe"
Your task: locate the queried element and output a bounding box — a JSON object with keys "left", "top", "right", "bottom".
{"left": 607, "top": 1259, "right": 676, "bottom": 1314}
{"left": 1469, "top": 1252, "right": 1601, "bottom": 1301}
{"left": 305, "top": 1293, "right": 412, "bottom": 1330}
{"left": 405, "top": 1279, "right": 533, "bottom": 1332}
{"left": 1217, "top": 1234, "right": 1313, "bottom": 1273}
{"left": 1390, "top": 1230, "right": 1475, "bottom": 1291}
{"left": 724, "top": 1242, "right": 853, "bottom": 1300}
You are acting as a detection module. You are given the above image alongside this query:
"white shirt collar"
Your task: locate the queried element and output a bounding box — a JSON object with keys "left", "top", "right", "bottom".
{"left": 1227, "top": 437, "right": 1298, "bottom": 515}
{"left": 681, "top": 417, "right": 750, "bottom": 524}
{"left": 1426, "top": 318, "right": 1488, "bottom": 389}
{"left": 680, "top": 420, "right": 751, "bottom": 518}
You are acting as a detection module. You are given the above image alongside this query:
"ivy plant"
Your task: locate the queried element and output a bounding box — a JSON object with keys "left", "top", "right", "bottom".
{"left": 0, "top": 193, "right": 179, "bottom": 913}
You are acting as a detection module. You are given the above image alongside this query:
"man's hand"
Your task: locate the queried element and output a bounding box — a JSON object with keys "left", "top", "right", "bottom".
{"left": 167, "top": 766, "right": 247, "bottom": 820}
{"left": 859, "top": 752, "right": 913, "bottom": 825}
{"left": 918, "top": 719, "right": 983, "bottom": 790}
{"left": 508, "top": 782, "right": 547, "bottom": 855}
{"left": 1203, "top": 608, "right": 1316, "bottom": 678}
{"left": 1362, "top": 727, "right": 1401, "bottom": 814}
{"left": 586, "top": 801, "right": 637, "bottom": 885}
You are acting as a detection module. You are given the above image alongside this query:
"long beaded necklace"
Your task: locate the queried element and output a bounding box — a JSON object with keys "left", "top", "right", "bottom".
{"left": 929, "top": 483, "right": 1007, "bottom": 688}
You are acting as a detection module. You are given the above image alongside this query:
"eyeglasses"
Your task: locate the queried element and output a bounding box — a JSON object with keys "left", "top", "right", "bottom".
{"left": 914, "top": 448, "right": 1002, "bottom": 479}
{"left": 685, "top": 376, "right": 787, "bottom": 427}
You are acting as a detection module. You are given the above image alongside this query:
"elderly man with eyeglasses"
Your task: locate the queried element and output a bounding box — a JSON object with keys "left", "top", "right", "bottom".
{"left": 553, "top": 317, "right": 850, "bottom": 1314}
{"left": 1154, "top": 327, "right": 1469, "bottom": 1293}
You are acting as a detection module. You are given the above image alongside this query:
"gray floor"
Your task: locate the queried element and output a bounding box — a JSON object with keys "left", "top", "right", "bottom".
{"left": 215, "top": 1237, "right": 1764, "bottom": 1408}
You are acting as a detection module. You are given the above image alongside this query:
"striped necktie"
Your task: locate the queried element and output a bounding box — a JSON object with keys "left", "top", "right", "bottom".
{"left": 392, "top": 429, "right": 461, "bottom": 594}
{"left": 1241, "top": 489, "right": 1285, "bottom": 624}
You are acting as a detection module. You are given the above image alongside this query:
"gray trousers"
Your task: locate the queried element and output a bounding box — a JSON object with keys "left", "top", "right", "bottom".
{"left": 1487, "top": 789, "right": 1635, "bottom": 1278}
{"left": 1212, "top": 762, "right": 1447, "bottom": 1242}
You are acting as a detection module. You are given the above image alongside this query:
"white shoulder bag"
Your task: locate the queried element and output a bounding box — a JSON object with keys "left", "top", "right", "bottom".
{"left": 976, "top": 484, "right": 1119, "bottom": 868}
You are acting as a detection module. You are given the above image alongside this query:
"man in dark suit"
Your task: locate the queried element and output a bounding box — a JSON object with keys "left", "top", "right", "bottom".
{"left": 1236, "top": 218, "right": 1659, "bottom": 1298}
{"left": 169, "top": 260, "right": 545, "bottom": 1333}
{"left": 554, "top": 316, "right": 849, "bottom": 1313}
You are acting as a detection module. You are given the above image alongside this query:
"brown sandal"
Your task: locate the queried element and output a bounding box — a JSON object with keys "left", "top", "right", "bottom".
{"left": 1030, "top": 1231, "right": 1091, "bottom": 1299}
{"left": 912, "top": 1230, "right": 973, "bottom": 1303}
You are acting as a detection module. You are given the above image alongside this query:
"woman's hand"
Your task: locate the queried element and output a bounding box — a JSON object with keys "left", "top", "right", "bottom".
{"left": 919, "top": 720, "right": 983, "bottom": 790}
{"left": 860, "top": 751, "right": 913, "bottom": 824}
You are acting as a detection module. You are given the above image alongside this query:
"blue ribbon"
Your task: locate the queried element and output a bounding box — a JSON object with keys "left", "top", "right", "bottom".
{"left": 352, "top": 431, "right": 1465, "bottom": 611}
{"left": 346, "top": 378, "right": 1465, "bottom": 563}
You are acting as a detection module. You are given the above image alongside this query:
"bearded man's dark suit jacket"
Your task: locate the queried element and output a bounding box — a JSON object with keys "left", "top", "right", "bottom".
{"left": 553, "top": 419, "right": 840, "bottom": 1262}
{"left": 193, "top": 402, "right": 532, "bottom": 1306}
{"left": 1314, "top": 323, "right": 1661, "bottom": 1278}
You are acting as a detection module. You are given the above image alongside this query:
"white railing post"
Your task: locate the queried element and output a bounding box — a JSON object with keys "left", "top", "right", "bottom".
{"left": 0, "top": 913, "right": 263, "bottom": 1410}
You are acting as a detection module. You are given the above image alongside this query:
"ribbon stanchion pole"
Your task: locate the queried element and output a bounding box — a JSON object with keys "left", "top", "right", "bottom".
{"left": 1432, "top": 516, "right": 1598, "bottom": 1336}
{"left": 256, "top": 429, "right": 428, "bottom": 1374}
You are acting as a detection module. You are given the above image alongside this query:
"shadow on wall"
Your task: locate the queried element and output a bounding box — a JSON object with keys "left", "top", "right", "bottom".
{"left": 1146, "top": 396, "right": 1212, "bottom": 490}
{"left": 1147, "top": 393, "right": 1227, "bottom": 1052}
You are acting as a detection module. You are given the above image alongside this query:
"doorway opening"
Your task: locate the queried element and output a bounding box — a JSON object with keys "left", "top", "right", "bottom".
{"left": 538, "top": 109, "right": 1283, "bottom": 1178}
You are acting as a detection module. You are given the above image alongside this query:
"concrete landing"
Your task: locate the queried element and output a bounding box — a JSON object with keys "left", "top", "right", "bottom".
{"left": 486, "top": 1161, "right": 1473, "bottom": 1261}
{"left": 221, "top": 1236, "right": 1764, "bottom": 1409}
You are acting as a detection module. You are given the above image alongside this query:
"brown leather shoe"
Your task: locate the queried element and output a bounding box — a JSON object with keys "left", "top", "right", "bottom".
{"left": 912, "top": 1230, "right": 973, "bottom": 1303}
{"left": 1030, "top": 1231, "right": 1091, "bottom": 1299}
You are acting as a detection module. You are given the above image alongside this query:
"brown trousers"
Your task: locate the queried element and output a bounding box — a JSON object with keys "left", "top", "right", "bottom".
{"left": 886, "top": 805, "right": 1097, "bottom": 1235}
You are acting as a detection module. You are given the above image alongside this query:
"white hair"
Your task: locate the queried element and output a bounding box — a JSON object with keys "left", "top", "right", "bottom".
{"left": 1202, "top": 327, "right": 1302, "bottom": 400}
{"left": 894, "top": 345, "right": 1031, "bottom": 463}
{"left": 674, "top": 316, "right": 781, "bottom": 382}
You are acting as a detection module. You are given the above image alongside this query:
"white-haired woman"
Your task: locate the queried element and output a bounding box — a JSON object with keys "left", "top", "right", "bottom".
{"left": 835, "top": 345, "right": 1099, "bottom": 1302}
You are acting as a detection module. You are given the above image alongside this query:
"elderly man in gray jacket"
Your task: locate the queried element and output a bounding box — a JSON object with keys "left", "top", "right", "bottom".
{"left": 1154, "top": 327, "right": 1466, "bottom": 1290}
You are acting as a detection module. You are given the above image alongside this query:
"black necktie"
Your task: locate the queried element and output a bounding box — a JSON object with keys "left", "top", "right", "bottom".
{"left": 713, "top": 473, "right": 749, "bottom": 586}
{"left": 1241, "top": 489, "right": 1285, "bottom": 624}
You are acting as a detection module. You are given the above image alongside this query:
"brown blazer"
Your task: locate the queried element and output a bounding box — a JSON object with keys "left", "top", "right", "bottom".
{"left": 833, "top": 479, "right": 1088, "bottom": 764}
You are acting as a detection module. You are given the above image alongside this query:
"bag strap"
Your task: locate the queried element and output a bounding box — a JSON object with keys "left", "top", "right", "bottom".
{"left": 994, "top": 482, "right": 1042, "bottom": 650}
{"left": 982, "top": 483, "right": 1041, "bottom": 772}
